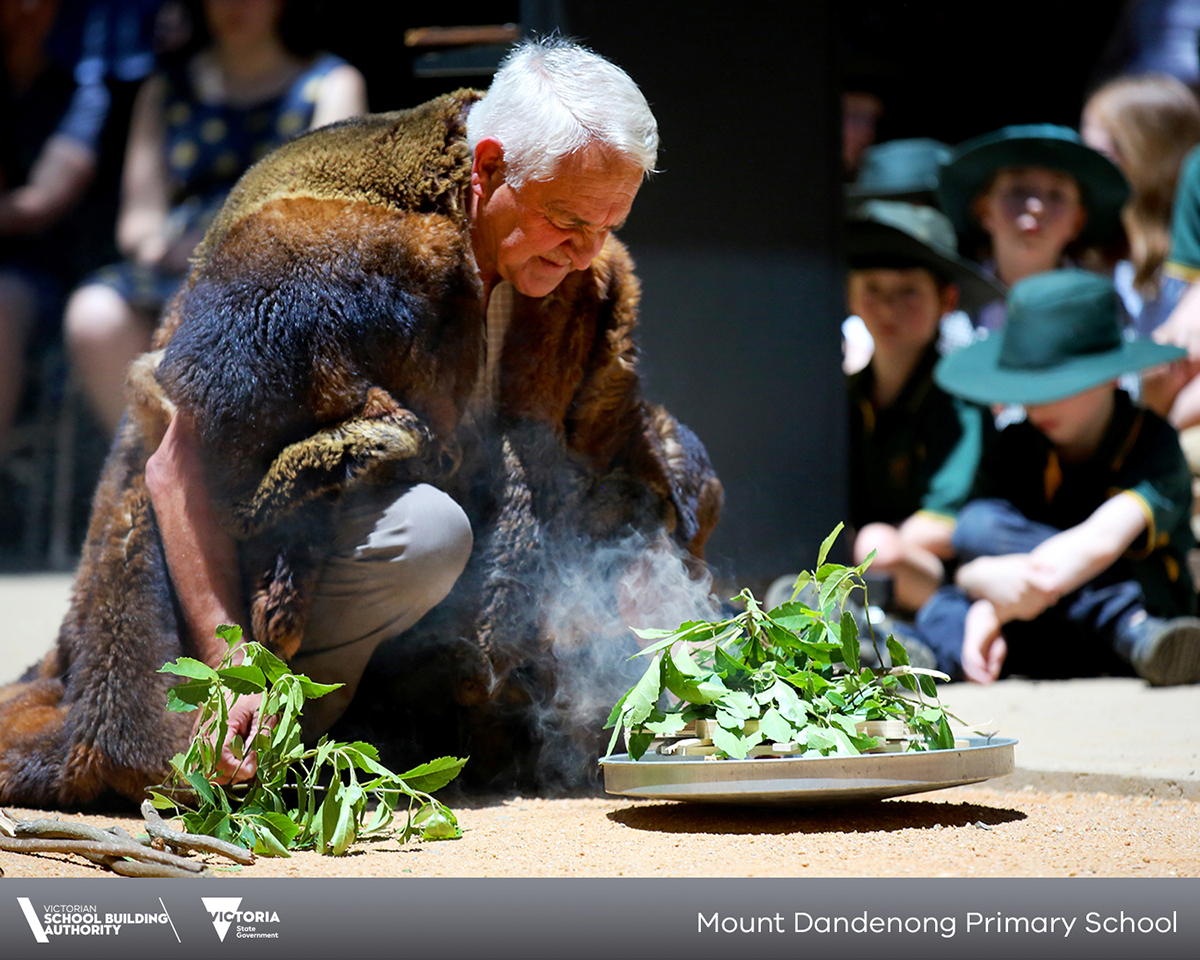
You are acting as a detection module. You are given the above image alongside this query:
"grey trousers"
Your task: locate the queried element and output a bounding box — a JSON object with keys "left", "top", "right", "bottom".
{"left": 291, "top": 483, "right": 473, "bottom": 738}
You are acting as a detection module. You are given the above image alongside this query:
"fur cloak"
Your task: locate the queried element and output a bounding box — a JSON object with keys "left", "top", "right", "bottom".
{"left": 0, "top": 91, "right": 722, "bottom": 806}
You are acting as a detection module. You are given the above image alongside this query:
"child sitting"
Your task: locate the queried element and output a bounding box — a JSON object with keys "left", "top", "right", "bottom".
{"left": 915, "top": 269, "right": 1200, "bottom": 686}
{"left": 937, "top": 124, "right": 1130, "bottom": 330}
{"left": 845, "top": 201, "right": 1005, "bottom": 613}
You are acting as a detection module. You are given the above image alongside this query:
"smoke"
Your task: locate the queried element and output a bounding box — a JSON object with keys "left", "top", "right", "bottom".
{"left": 531, "top": 530, "right": 721, "bottom": 794}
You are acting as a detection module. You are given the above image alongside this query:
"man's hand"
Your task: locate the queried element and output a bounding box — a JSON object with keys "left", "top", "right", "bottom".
{"left": 200, "top": 691, "right": 265, "bottom": 784}
{"left": 955, "top": 554, "right": 1060, "bottom": 623}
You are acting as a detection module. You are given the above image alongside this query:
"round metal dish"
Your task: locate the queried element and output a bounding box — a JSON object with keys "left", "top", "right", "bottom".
{"left": 601, "top": 736, "right": 1016, "bottom": 805}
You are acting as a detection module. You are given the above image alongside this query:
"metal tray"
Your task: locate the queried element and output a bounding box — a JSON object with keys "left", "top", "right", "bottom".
{"left": 601, "top": 736, "right": 1016, "bottom": 805}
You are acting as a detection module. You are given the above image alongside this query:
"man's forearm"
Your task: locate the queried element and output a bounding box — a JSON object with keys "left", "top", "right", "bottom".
{"left": 145, "top": 414, "right": 246, "bottom": 665}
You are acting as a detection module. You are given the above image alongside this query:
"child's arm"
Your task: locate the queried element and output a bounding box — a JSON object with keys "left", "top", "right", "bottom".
{"left": 1025, "top": 492, "right": 1148, "bottom": 596}
{"left": 955, "top": 493, "right": 1148, "bottom": 623}
{"left": 954, "top": 553, "right": 1060, "bottom": 623}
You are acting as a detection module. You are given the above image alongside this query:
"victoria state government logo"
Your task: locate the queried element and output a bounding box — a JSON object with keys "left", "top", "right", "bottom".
{"left": 202, "top": 897, "right": 282, "bottom": 941}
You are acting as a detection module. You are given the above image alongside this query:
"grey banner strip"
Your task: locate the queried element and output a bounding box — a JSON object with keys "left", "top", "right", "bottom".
{"left": 2, "top": 878, "right": 1198, "bottom": 959}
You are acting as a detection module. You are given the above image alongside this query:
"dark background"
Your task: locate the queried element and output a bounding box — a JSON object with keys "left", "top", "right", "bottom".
{"left": 22, "top": 0, "right": 1142, "bottom": 583}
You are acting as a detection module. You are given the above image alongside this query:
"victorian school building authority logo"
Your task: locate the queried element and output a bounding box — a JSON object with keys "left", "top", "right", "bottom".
{"left": 16, "top": 897, "right": 179, "bottom": 942}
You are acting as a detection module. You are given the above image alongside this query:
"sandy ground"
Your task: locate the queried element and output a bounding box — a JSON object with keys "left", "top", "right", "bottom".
{"left": 2, "top": 784, "right": 1197, "bottom": 880}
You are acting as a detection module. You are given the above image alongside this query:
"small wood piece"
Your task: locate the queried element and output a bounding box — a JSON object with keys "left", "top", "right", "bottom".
{"left": 658, "top": 738, "right": 703, "bottom": 756}
{"left": 864, "top": 741, "right": 910, "bottom": 754}
{"left": 694, "top": 718, "right": 759, "bottom": 740}
{"left": 856, "top": 719, "right": 912, "bottom": 739}
{"left": 678, "top": 743, "right": 721, "bottom": 757}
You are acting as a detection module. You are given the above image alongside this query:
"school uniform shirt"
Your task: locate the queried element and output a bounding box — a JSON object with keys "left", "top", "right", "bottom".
{"left": 1166, "top": 144, "right": 1200, "bottom": 280}
{"left": 848, "top": 344, "right": 991, "bottom": 528}
{"left": 969, "top": 390, "right": 1196, "bottom": 616}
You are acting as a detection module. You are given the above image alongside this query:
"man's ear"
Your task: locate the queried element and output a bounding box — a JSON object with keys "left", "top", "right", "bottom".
{"left": 472, "top": 137, "right": 506, "bottom": 200}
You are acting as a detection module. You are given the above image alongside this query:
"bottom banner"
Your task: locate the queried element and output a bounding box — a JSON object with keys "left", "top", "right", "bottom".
{"left": 2, "top": 878, "right": 1197, "bottom": 959}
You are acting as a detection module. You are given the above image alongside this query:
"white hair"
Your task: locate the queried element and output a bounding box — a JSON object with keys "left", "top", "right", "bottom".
{"left": 466, "top": 36, "right": 658, "bottom": 188}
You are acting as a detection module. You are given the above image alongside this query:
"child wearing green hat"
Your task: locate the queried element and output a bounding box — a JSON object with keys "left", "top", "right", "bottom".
{"left": 937, "top": 125, "right": 1130, "bottom": 331}
{"left": 844, "top": 200, "right": 1004, "bottom": 613}
{"left": 912, "top": 269, "right": 1200, "bottom": 686}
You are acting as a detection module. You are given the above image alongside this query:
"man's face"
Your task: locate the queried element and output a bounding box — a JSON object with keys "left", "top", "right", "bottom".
{"left": 848, "top": 267, "right": 956, "bottom": 357}
{"left": 471, "top": 141, "right": 643, "bottom": 298}
{"left": 1024, "top": 381, "right": 1115, "bottom": 459}
{"left": 976, "top": 167, "right": 1087, "bottom": 264}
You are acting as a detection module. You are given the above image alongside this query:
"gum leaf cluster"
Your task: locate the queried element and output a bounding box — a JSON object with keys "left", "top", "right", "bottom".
{"left": 151, "top": 627, "right": 466, "bottom": 856}
{"left": 604, "top": 524, "right": 955, "bottom": 761}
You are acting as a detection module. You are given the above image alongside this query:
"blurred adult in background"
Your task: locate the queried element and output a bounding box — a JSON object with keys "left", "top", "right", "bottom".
{"left": 1081, "top": 73, "right": 1200, "bottom": 337}
{"left": 0, "top": 0, "right": 109, "bottom": 460}
{"left": 1093, "top": 0, "right": 1200, "bottom": 90}
{"left": 64, "top": 0, "right": 366, "bottom": 433}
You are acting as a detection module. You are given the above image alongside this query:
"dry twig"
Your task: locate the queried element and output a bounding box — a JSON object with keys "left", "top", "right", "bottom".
{"left": 0, "top": 805, "right": 255, "bottom": 877}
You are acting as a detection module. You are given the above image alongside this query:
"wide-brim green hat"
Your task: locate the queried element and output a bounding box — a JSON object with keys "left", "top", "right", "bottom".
{"left": 846, "top": 200, "right": 1007, "bottom": 312}
{"left": 937, "top": 124, "right": 1130, "bottom": 246}
{"left": 934, "top": 269, "right": 1183, "bottom": 406}
{"left": 846, "top": 138, "right": 953, "bottom": 204}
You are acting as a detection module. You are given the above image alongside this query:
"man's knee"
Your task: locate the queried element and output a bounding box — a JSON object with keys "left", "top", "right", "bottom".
{"left": 393, "top": 484, "right": 473, "bottom": 602}
{"left": 344, "top": 482, "right": 473, "bottom": 606}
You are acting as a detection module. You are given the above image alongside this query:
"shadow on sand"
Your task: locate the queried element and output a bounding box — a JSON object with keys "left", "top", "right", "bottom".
{"left": 607, "top": 797, "right": 1026, "bottom": 835}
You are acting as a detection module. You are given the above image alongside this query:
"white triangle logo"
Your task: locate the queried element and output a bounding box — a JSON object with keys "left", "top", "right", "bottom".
{"left": 202, "top": 897, "right": 242, "bottom": 942}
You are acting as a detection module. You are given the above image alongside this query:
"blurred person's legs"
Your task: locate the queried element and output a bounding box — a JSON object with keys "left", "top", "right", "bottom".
{"left": 294, "top": 482, "right": 474, "bottom": 739}
{"left": 64, "top": 282, "right": 155, "bottom": 434}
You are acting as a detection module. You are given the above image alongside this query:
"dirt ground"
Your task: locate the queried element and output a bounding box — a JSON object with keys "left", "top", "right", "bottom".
{"left": 3, "top": 783, "right": 1197, "bottom": 879}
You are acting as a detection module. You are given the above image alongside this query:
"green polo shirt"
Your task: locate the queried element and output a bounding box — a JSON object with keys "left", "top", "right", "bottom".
{"left": 848, "top": 344, "right": 990, "bottom": 528}
{"left": 1166, "top": 145, "right": 1200, "bottom": 280}
{"left": 971, "top": 391, "right": 1196, "bottom": 616}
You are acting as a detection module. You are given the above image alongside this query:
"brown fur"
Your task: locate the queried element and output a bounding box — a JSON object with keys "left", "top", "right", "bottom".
{"left": 0, "top": 91, "right": 722, "bottom": 806}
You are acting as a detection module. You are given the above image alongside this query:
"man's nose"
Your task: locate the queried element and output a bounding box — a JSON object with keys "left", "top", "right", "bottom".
{"left": 564, "top": 231, "right": 605, "bottom": 270}
{"left": 1025, "top": 196, "right": 1045, "bottom": 216}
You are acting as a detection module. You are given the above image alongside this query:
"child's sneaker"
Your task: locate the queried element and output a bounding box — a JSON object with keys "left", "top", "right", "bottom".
{"left": 1128, "top": 615, "right": 1200, "bottom": 686}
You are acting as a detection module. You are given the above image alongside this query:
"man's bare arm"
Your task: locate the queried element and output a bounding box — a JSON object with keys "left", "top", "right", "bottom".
{"left": 145, "top": 413, "right": 261, "bottom": 781}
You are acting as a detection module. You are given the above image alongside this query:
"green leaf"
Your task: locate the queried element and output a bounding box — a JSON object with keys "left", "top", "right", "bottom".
{"left": 758, "top": 706, "right": 794, "bottom": 744}
{"left": 319, "top": 780, "right": 356, "bottom": 856}
{"left": 767, "top": 604, "right": 823, "bottom": 634}
{"left": 159, "top": 658, "right": 219, "bottom": 681}
{"left": 816, "top": 522, "right": 844, "bottom": 568}
{"left": 393, "top": 756, "right": 468, "bottom": 794}
{"left": 663, "top": 658, "right": 727, "bottom": 706}
{"left": 415, "top": 804, "right": 462, "bottom": 841}
{"left": 643, "top": 713, "right": 689, "bottom": 736}
{"left": 627, "top": 729, "right": 655, "bottom": 760}
{"left": 926, "top": 714, "right": 952, "bottom": 749}
{"left": 217, "top": 664, "right": 267, "bottom": 695}
{"left": 297, "top": 676, "right": 343, "bottom": 700}
{"left": 886, "top": 636, "right": 910, "bottom": 668}
{"left": 712, "top": 723, "right": 750, "bottom": 759}
{"left": 165, "top": 681, "right": 210, "bottom": 713}
{"left": 626, "top": 655, "right": 665, "bottom": 726}
{"left": 840, "top": 611, "right": 859, "bottom": 672}
{"left": 802, "top": 726, "right": 838, "bottom": 755}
